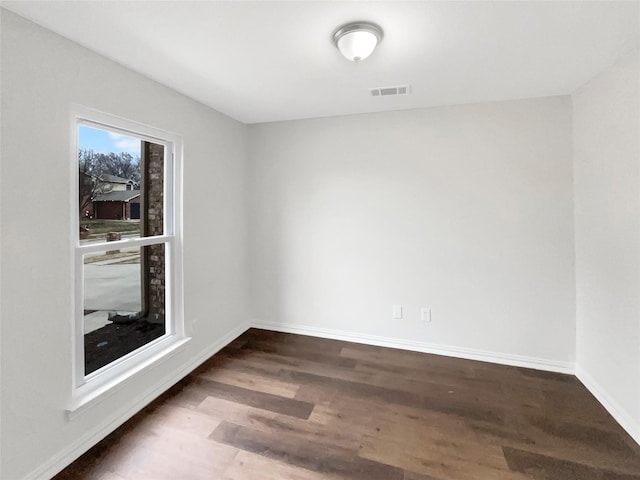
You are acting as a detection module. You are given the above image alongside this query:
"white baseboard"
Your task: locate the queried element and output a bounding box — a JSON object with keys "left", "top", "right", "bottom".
{"left": 252, "top": 321, "right": 640, "bottom": 447}
{"left": 251, "top": 320, "right": 575, "bottom": 374}
{"left": 576, "top": 365, "right": 640, "bottom": 446}
{"left": 25, "top": 319, "right": 640, "bottom": 479}
{"left": 27, "top": 320, "right": 251, "bottom": 480}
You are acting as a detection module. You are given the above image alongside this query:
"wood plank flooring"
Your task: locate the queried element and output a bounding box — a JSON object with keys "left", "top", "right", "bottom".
{"left": 53, "top": 329, "right": 640, "bottom": 480}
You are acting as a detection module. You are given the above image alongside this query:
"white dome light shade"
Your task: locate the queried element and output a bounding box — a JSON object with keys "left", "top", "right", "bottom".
{"left": 333, "top": 22, "right": 383, "bottom": 62}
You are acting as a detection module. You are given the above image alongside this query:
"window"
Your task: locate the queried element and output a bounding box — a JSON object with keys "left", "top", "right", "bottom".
{"left": 72, "top": 108, "right": 184, "bottom": 404}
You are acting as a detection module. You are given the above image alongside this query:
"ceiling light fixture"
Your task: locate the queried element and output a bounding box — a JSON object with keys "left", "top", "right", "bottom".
{"left": 333, "top": 22, "right": 383, "bottom": 62}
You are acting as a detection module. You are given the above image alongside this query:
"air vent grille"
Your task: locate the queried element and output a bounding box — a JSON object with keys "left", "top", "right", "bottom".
{"left": 370, "top": 84, "right": 411, "bottom": 97}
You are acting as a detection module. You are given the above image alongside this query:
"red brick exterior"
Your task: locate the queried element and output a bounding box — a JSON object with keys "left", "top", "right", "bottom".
{"left": 143, "top": 143, "right": 165, "bottom": 321}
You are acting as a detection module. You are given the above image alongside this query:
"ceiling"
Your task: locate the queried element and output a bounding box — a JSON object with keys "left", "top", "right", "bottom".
{"left": 3, "top": 1, "right": 639, "bottom": 124}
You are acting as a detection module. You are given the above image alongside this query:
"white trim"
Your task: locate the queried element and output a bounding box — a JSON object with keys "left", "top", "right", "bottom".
{"left": 74, "top": 327, "right": 184, "bottom": 403}
{"left": 74, "top": 106, "right": 178, "bottom": 147}
{"left": 71, "top": 106, "right": 185, "bottom": 394}
{"left": 251, "top": 320, "right": 575, "bottom": 374}
{"left": 75, "top": 240, "right": 176, "bottom": 391}
{"left": 171, "top": 148, "right": 184, "bottom": 339}
{"left": 71, "top": 114, "right": 83, "bottom": 386}
{"left": 576, "top": 365, "right": 640, "bottom": 446}
{"left": 29, "top": 321, "right": 251, "bottom": 480}
{"left": 77, "top": 235, "right": 173, "bottom": 254}
{"left": 68, "top": 337, "right": 191, "bottom": 418}
{"left": 29, "top": 320, "right": 640, "bottom": 479}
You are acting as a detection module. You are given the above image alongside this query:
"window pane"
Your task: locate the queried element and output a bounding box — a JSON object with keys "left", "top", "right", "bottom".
{"left": 78, "top": 125, "right": 165, "bottom": 242}
{"left": 84, "top": 244, "right": 166, "bottom": 375}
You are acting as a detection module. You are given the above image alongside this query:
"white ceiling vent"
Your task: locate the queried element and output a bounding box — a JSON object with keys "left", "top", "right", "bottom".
{"left": 370, "top": 84, "right": 411, "bottom": 97}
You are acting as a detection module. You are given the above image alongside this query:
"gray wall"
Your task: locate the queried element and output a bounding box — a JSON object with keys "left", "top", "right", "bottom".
{"left": 249, "top": 96, "right": 576, "bottom": 368}
{"left": 573, "top": 48, "right": 640, "bottom": 444}
{"left": 1, "top": 10, "right": 249, "bottom": 479}
{"left": 2, "top": 7, "right": 639, "bottom": 478}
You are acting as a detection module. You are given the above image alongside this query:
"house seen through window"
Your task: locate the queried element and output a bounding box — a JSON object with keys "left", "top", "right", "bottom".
{"left": 78, "top": 125, "right": 169, "bottom": 376}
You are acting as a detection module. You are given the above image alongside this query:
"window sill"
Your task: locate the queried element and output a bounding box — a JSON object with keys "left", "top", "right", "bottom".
{"left": 67, "top": 336, "right": 191, "bottom": 420}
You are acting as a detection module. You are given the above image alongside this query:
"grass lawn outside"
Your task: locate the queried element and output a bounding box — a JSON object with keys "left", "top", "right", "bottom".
{"left": 81, "top": 219, "right": 140, "bottom": 237}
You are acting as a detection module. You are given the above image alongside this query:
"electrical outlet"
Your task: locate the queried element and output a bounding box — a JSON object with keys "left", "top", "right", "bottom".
{"left": 393, "top": 305, "right": 403, "bottom": 319}
{"left": 420, "top": 307, "right": 431, "bottom": 323}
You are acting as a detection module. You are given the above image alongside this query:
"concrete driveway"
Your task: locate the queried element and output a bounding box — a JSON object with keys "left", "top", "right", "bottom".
{"left": 84, "top": 262, "right": 141, "bottom": 333}
{"left": 84, "top": 263, "right": 141, "bottom": 311}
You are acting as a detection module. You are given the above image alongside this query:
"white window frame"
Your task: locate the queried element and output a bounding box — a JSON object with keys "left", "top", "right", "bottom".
{"left": 69, "top": 106, "right": 186, "bottom": 414}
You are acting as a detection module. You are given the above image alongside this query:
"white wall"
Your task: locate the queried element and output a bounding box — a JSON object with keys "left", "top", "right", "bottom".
{"left": 573, "top": 49, "right": 640, "bottom": 444}
{"left": 0, "top": 10, "right": 249, "bottom": 479}
{"left": 3, "top": 6, "right": 637, "bottom": 478}
{"left": 249, "top": 97, "right": 576, "bottom": 369}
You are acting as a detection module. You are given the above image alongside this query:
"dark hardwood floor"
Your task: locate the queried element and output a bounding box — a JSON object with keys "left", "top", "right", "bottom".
{"left": 54, "top": 329, "right": 640, "bottom": 479}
